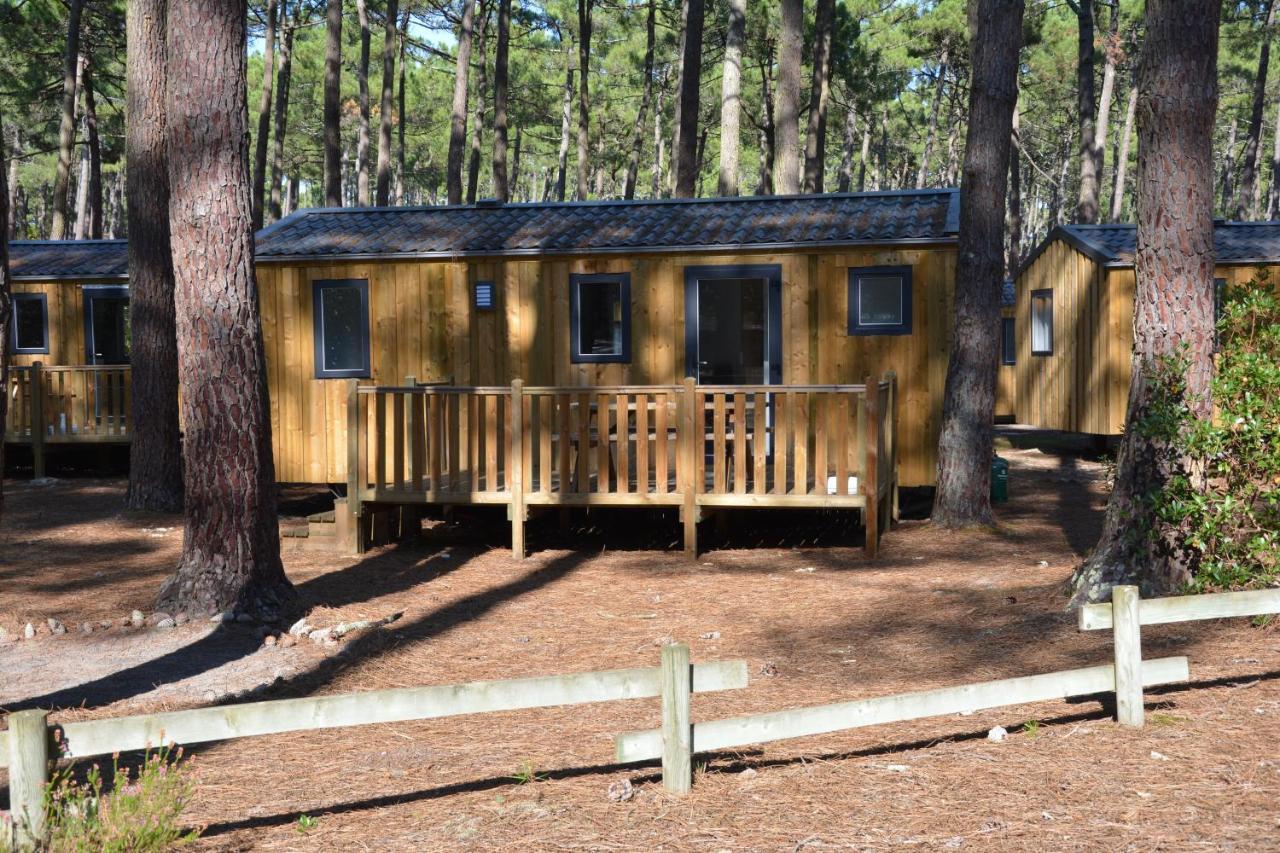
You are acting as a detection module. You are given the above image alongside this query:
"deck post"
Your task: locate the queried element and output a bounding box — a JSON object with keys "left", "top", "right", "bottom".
{"left": 345, "top": 380, "right": 364, "bottom": 554}
{"left": 1112, "top": 585, "right": 1144, "bottom": 727}
{"left": 8, "top": 709, "right": 50, "bottom": 849}
{"left": 680, "top": 377, "right": 698, "bottom": 557}
{"left": 863, "top": 377, "right": 879, "bottom": 558}
{"left": 30, "top": 362, "right": 46, "bottom": 479}
{"left": 660, "top": 642, "right": 693, "bottom": 794}
{"left": 510, "top": 380, "right": 526, "bottom": 559}
{"left": 886, "top": 371, "right": 899, "bottom": 523}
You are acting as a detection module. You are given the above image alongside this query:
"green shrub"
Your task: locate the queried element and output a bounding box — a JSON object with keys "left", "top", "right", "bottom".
{"left": 41, "top": 745, "right": 200, "bottom": 852}
{"left": 1138, "top": 269, "right": 1280, "bottom": 590}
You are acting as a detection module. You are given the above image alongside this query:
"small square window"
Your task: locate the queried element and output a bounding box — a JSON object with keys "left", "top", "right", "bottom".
{"left": 475, "top": 281, "right": 495, "bottom": 310}
{"left": 570, "top": 273, "right": 631, "bottom": 363}
{"left": 848, "top": 266, "right": 912, "bottom": 335}
{"left": 10, "top": 293, "right": 49, "bottom": 354}
{"left": 312, "top": 279, "right": 370, "bottom": 378}
{"left": 1031, "top": 289, "right": 1053, "bottom": 355}
{"left": 1001, "top": 317, "right": 1016, "bottom": 365}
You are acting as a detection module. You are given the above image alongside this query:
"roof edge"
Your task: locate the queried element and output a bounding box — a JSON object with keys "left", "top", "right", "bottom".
{"left": 1012, "top": 224, "right": 1117, "bottom": 282}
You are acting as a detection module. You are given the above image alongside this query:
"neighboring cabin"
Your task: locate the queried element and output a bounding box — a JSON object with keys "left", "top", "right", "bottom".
{"left": 1013, "top": 221, "right": 1280, "bottom": 435}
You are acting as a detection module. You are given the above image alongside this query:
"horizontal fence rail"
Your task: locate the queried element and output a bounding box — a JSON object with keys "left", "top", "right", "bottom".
{"left": 1078, "top": 587, "right": 1280, "bottom": 630}
{"left": 347, "top": 374, "right": 900, "bottom": 558}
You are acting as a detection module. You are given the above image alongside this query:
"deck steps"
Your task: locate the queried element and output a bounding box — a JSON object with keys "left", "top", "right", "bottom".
{"left": 280, "top": 499, "right": 353, "bottom": 552}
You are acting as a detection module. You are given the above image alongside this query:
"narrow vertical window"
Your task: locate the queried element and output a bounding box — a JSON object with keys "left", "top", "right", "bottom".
{"left": 1213, "top": 278, "right": 1225, "bottom": 352}
{"left": 1030, "top": 289, "right": 1053, "bottom": 355}
{"left": 312, "top": 279, "right": 371, "bottom": 378}
{"left": 1001, "top": 316, "right": 1016, "bottom": 365}
{"left": 847, "top": 266, "right": 912, "bottom": 335}
{"left": 10, "top": 293, "right": 49, "bottom": 354}
{"left": 570, "top": 273, "right": 631, "bottom": 363}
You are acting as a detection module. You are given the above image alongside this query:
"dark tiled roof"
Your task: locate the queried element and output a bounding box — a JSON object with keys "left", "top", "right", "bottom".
{"left": 255, "top": 190, "right": 961, "bottom": 260}
{"left": 9, "top": 240, "right": 129, "bottom": 280}
{"left": 1054, "top": 221, "right": 1280, "bottom": 268}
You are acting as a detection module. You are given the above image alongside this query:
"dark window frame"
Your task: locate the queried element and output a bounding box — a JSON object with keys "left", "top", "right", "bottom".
{"left": 570, "top": 272, "right": 632, "bottom": 364}
{"left": 682, "top": 264, "right": 784, "bottom": 384}
{"left": 1030, "top": 288, "right": 1054, "bottom": 356}
{"left": 847, "top": 265, "right": 913, "bottom": 336}
{"left": 474, "top": 280, "right": 495, "bottom": 311}
{"left": 312, "top": 278, "right": 371, "bottom": 379}
{"left": 82, "top": 285, "right": 131, "bottom": 364}
{"left": 1001, "top": 316, "right": 1016, "bottom": 365}
{"left": 10, "top": 292, "right": 50, "bottom": 355}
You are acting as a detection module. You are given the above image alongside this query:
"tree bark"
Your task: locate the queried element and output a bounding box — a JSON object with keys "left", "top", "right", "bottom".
{"left": 5, "top": 128, "right": 19, "bottom": 239}
{"left": 511, "top": 127, "right": 521, "bottom": 200}
{"left": 837, "top": 106, "right": 856, "bottom": 192}
{"left": 1086, "top": 0, "right": 1120, "bottom": 219}
{"left": 323, "top": 0, "right": 342, "bottom": 207}
{"left": 1073, "top": 0, "right": 1100, "bottom": 224}
{"left": 755, "top": 47, "right": 776, "bottom": 195}
{"left": 252, "top": 0, "right": 277, "bottom": 229}
{"left": 652, "top": 79, "right": 666, "bottom": 197}
{"left": 446, "top": 0, "right": 477, "bottom": 204}
{"left": 1269, "top": 87, "right": 1280, "bottom": 219}
{"left": 856, "top": 120, "right": 870, "bottom": 191}
{"left": 126, "top": 0, "right": 184, "bottom": 514}
{"left": 773, "top": 0, "right": 802, "bottom": 195}
{"left": 1235, "top": 0, "right": 1276, "bottom": 220}
{"left": 0, "top": 108, "right": 10, "bottom": 519}
{"left": 81, "top": 56, "right": 103, "bottom": 239}
{"left": 375, "top": 0, "right": 398, "bottom": 206}
{"left": 1220, "top": 117, "right": 1237, "bottom": 215}
{"left": 555, "top": 40, "right": 573, "bottom": 202}
{"left": 932, "top": 0, "right": 1024, "bottom": 528}
{"left": 396, "top": 7, "right": 408, "bottom": 203}
{"left": 491, "top": 0, "right": 511, "bottom": 201}
{"left": 159, "top": 0, "right": 294, "bottom": 618}
{"left": 624, "top": 0, "right": 656, "bottom": 199}
{"left": 467, "top": 0, "right": 490, "bottom": 203}
{"left": 802, "top": 0, "right": 836, "bottom": 193}
{"left": 355, "top": 0, "right": 372, "bottom": 206}
{"left": 717, "top": 0, "right": 746, "bottom": 196}
{"left": 1007, "top": 98, "right": 1022, "bottom": 272}
{"left": 51, "top": 0, "right": 84, "bottom": 240}
{"left": 672, "top": 0, "right": 705, "bottom": 197}
{"left": 1070, "top": 0, "right": 1219, "bottom": 605}
{"left": 268, "top": 9, "right": 293, "bottom": 222}
{"left": 916, "top": 42, "right": 949, "bottom": 188}
{"left": 1108, "top": 74, "right": 1137, "bottom": 221}
{"left": 576, "top": 0, "right": 592, "bottom": 200}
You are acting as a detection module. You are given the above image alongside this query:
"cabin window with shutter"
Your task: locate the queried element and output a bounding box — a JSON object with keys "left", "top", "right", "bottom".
{"left": 1030, "top": 289, "right": 1053, "bottom": 355}
{"left": 847, "top": 266, "right": 912, "bottom": 335}
{"left": 10, "top": 293, "right": 49, "bottom": 354}
{"left": 1001, "top": 317, "right": 1016, "bottom": 365}
{"left": 312, "top": 279, "right": 371, "bottom": 378}
{"left": 570, "top": 273, "right": 631, "bottom": 363}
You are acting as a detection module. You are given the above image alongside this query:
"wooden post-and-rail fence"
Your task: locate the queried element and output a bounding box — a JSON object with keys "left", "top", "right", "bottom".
{"left": 4, "top": 586, "right": 1278, "bottom": 847}
{"left": 3, "top": 363, "right": 134, "bottom": 478}
{"left": 345, "top": 374, "right": 900, "bottom": 558}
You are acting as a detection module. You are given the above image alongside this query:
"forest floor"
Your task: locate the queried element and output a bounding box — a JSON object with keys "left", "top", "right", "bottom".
{"left": 2, "top": 434, "right": 1279, "bottom": 851}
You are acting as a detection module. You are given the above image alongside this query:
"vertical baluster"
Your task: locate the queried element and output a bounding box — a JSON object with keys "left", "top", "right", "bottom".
{"left": 556, "top": 394, "right": 570, "bottom": 494}
{"left": 834, "top": 393, "right": 849, "bottom": 495}
{"left": 374, "top": 391, "right": 387, "bottom": 491}
{"left": 485, "top": 393, "right": 499, "bottom": 491}
{"left": 712, "top": 393, "right": 726, "bottom": 493}
{"left": 813, "top": 394, "right": 828, "bottom": 495}
{"left": 596, "top": 393, "right": 610, "bottom": 493}
{"left": 447, "top": 393, "right": 460, "bottom": 491}
{"left": 635, "top": 393, "right": 649, "bottom": 495}
{"left": 426, "top": 394, "right": 441, "bottom": 493}
{"left": 123, "top": 369, "right": 132, "bottom": 436}
{"left": 753, "top": 392, "right": 766, "bottom": 495}
{"left": 773, "top": 392, "right": 790, "bottom": 495}
{"left": 732, "top": 392, "right": 746, "bottom": 493}
{"left": 576, "top": 392, "right": 590, "bottom": 494}
{"left": 654, "top": 392, "right": 668, "bottom": 494}
{"left": 793, "top": 392, "right": 809, "bottom": 495}
{"left": 616, "top": 393, "right": 631, "bottom": 494}
{"left": 392, "top": 392, "right": 405, "bottom": 492}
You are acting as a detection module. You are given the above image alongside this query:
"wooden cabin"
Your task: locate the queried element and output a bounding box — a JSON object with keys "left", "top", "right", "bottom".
{"left": 997, "top": 281, "right": 1015, "bottom": 421}
{"left": 7, "top": 190, "right": 962, "bottom": 555}
{"left": 1013, "top": 222, "right": 1280, "bottom": 434}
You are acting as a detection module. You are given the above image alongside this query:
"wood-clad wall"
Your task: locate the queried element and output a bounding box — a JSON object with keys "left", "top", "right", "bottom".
{"left": 1015, "top": 240, "right": 1279, "bottom": 434}
{"left": 996, "top": 306, "right": 1015, "bottom": 419}
{"left": 257, "top": 246, "right": 957, "bottom": 487}
{"left": 8, "top": 280, "right": 100, "bottom": 367}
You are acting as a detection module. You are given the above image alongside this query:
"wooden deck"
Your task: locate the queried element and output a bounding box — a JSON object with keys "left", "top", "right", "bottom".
{"left": 4, "top": 363, "right": 132, "bottom": 476}
{"left": 347, "top": 374, "right": 899, "bottom": 557}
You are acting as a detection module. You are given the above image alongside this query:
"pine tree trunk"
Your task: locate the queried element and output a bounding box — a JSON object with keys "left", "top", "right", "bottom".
{"left": 624, "top": 0, "right": 656, "bottom": 199}
{"left": 714, "top": 0, "right": 746, "bottom": 196}
{"left": 251, "top": 0, "right": 277, "bottom": 229}
{"left": 1235, "top": 0, "right": 1275, "bottom": 220}
{"left": 510, "top": 128, "right": 521, "bottom": 199}
{"left": 802, "top": 0, "right": 835, "bottom": 193}
{"left": 0, "top": 110, "right": 10, "bottom": 519}
{"left": 74, "top": 97, "right": 90, "bottom": 241}
{"left": 856, "top": 121, "right": 870, "bottom": 191}
{"left": 916, "top": 42, "right": 949, "bottom": 188}
{"left": 268, "top": 12, "right": 293, "bottom": 222}
{"left": 51, "top": 0, "right": 84, "bottom": 241}
{"left": 323, "top": 0, "right": 342, "bottom": 207}
{"left": 5, "top": 128, "right": 18, "bottom": 239}
{"left": 159, "top": 0, "right": 294, "bottom": 619}
{"left": 932, "top": 0, "right": 1024, "bottom": 529}
{"left": 773, "top": 0, "right": 802, "bottom": 195}
{"left": 81, "top": 57, "right": 103, "bottom": 239}
{"left": 1007, "top": 98, "right": 1022, "bottom": 272}
{"left": 1073, "top": 0, "right": 1100, "bottom": 224}
{"left": 555, "top": 42, "right": 572, "bottom": 202}
{"left": 837, "top": 106, "right": 855, "bottom": 192}
{"left": 1070, "top": 0, "right": 1220, "bottom": 606}
{"left": 1220, "top": 117, "right": 1237, "bottom": 214}
{"left": 467, "top": 1, "right": 490, "bottom": 203}
{"left": 355, "top": 0, "right": 372, "bottom": 206}
{"left": 672, "top": 0, "right": 704, "bottom": 197}
{"left": 1108, "top": 74, "right": 1137, "bottom": 221}
{"left": 756, "top": 49, "right": 776, "bottom": 195}
{"left": 492, "top": 0, "right": 511, "bottom": 201}
{"left": 575, "top": 0, "right": 592, "bottom": 200}
{"left": 1269, "top": 90, "right": 1280, "bottom": 219}
{"left": 375, "top": 0, "right": 398, "bottom": 206}
{"left": 1087, "top": 0, "right": 1120, "bottom": 217}
{"left": 652, "top": 81, "right": 665, "bottom": 198}
{"left": 396, "top": 8, "right": 408, "bottom": 203}
{"left": 126, "top": 0, "right": 184, "bottom": 514}
{"left": 446, "top": 0, "right": 477, "bottom": 204}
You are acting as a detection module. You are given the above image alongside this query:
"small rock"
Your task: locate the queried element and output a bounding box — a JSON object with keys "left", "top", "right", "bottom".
{"left": 987, "top": 726, "right": 1008, "bottom": 743}
{"left": 212, "top": 611, "right": 234, "bottom": 623}
{"left": 202, "top": 689, "right": 218, "bottom": 702}
{"left": 47, "top": 618, "right": 66, "bottom": 635}
{"left": 700, "top": 631, "right": 721, "bottom": 640}
{"left": 1150, "top": 751, "right": 1169, "bottom": 761}
{"left": 24, "top": 622, "right": 36, "bottom": 639}
{"left": 0, "top": 627, "right": 10, "bottom": 644}
{"left": 1036, "top": 560, "right": 1049, "bottom": 568}
{"left": 606, "top": 779, "right": 634, "bottom": 803}
{"left": 99, "top": 620, "right": 113, "bottom": 630}
{"left": 944, "top": 837, "right": 964, "bottom": 849}
{"left": 130, "top": 610, "right": 145, "bottom": 627}
{"left": 264, "top": 634, "right": 278, "bottom": 647}
{"left": 146, "top": 612, "right": 172, "bottom": 628}
{"left": 280, "top": 634, "right": 297, "bottom": 648}
{"left": 1041, "top": 811, "right": 1055, "bottom": 822}
{"left": 118, "top": 616, "right": 132, "bottom": 627}
{"left": 651, "top": 635, "right": 675, "bottom": 647}
{"left": 794, "top": 566, "right": 816, "bottom": 573}
{"left": 174, "top": 613, "right": 189, "bottom": 626}
{"left": 79, "top": 622, "right": 94, "bottom": 635}
{"left": 235, "top": 613, "right": 254, "bottom": 624}
{"left": 155, "top": 618, "right": 176, "bottom": 629}
{"left": 738, "top": 768, "right": 758, "bottom": 781}
{"left": 759, "top": 661, "right": 779, "bottom": 677}
{"left": 884, "top": 764, "right": 909, "bottom": 773}
{"left": 288, "top": 617, "right": 311, "bottom": 636}
{"left": 309, "top": 628, "right": 333, "bottom": 644}
{"left": 515, "top": 635, "right": 530, "bottom": 643}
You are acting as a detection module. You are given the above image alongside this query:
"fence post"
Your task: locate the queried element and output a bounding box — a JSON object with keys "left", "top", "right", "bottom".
{"left": 30, "top": 362, "right": 46, "bottom": 480}
{"left": 886, "top": 371, "right": 899, "bottom": 523}
{"left": 681, "top": 377, "right": 699, "bottom": 557}
{"left": 9, "top": 709, "right": 50, "bottom": 849}
{"left": 660, "top": 642, "right": 693, "bottom": 794}
{"left": 863, "top": 376, "right": 879, "bottom": 558}
{"left": 509, "top": 380, "right": 526, "bottom": 559}
{"left": 345, "top": 380, "right": 364, "bottom": 554}
{"left": 1112, "top": 585, "right": 1144, "bottom": 727}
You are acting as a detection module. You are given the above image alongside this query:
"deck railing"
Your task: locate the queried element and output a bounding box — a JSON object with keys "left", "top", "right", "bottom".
{"left": 4, "top": 363, "right": 132, "bottom": 475}
{"left": 348, "top": 374, "right": 898, "bottom": 557}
